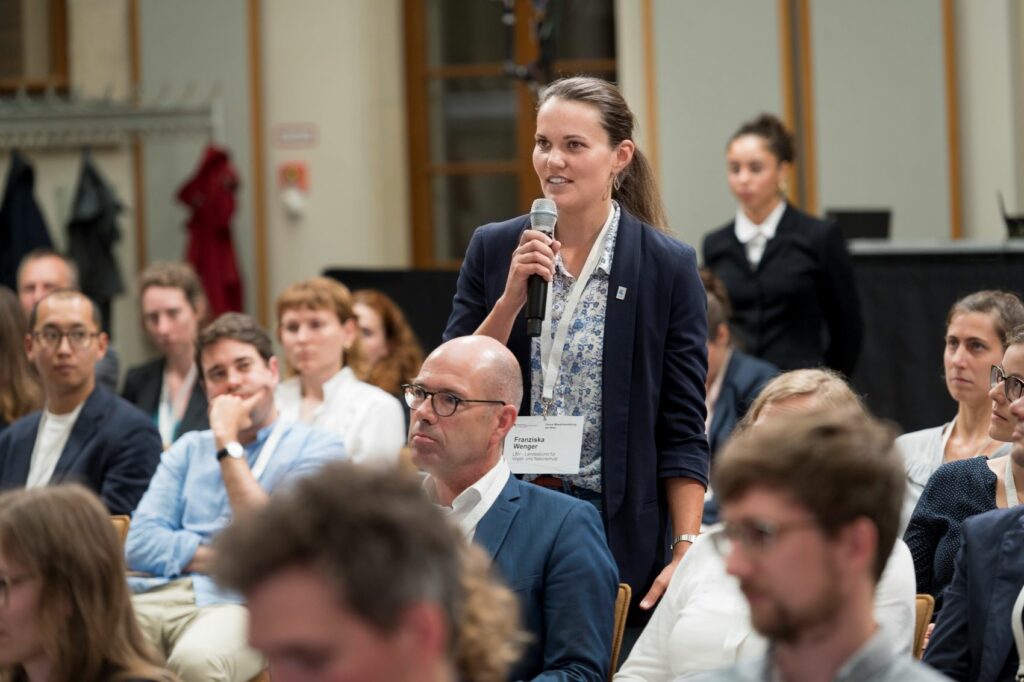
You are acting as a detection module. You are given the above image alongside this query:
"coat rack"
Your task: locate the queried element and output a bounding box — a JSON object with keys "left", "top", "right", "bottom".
{"left": 0, "top": 85, "right": 223, "bottom": 149}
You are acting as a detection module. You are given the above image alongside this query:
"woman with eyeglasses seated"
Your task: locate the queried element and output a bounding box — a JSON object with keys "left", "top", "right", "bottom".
{"left": 0, "top": 484, "right": 175, "bottom": 682}
{"left": 275, "top": 277, "right": 405, "bottom": 466}
{"left": 615, "top": 369, "right": 916, "bottom": 681}
{"left": 904, "top": 326, "right": 1024, "bottom": 614}
{"left": 897, "top": 291, "right": 1024, "bottom": 533}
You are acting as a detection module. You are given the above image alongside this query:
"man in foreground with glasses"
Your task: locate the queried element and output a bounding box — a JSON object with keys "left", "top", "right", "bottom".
{"left": 407, "top": 335, "right": 618, "bottom": 681}
{"left": 0, "top": 289, "right": 160, "bottom": 515}
{"left": 692, "top": 410, "right": 946, "bottom": 682}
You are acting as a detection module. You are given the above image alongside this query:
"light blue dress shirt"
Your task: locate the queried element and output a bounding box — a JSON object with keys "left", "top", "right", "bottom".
{"left": 126, "top": 420, "right": 346, "bottom": 606}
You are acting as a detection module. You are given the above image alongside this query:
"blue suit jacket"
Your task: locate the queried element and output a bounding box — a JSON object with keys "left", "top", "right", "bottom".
{"left": 445, "top": 210, "right": 710, "bottom": 616}
{"left": 924, "top": 506, "right": 1024, "bottom": 681}
{"left": 0, "top": 385, "right": 162, "bottom": 515}
{"left": 475, "top": 475, "right": 618, "bottom": 681}
{"left": 707, "top": 350, "right": 778, "bottom": 455}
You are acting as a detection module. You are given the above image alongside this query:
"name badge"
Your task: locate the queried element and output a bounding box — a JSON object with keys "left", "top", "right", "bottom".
{"left": 503, "top": 416, "right": 584, "bottom": 474}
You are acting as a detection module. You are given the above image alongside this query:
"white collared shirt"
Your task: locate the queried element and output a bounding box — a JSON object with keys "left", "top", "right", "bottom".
{"left": 275, "top": 367, "right": 405, "bottom": 466}
{"left": 26, "top": 402, "right": 86, "bottom": 489}
{"left": 734, "top": 201, "right": 787, "bottom": 267}
{"left": 424, "top": 458, "right": 511, "bottom": 540}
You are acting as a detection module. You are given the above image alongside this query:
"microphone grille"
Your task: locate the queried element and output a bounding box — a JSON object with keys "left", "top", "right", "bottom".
{"left": 530, "top": 198, "right": 558, "bottom": 232}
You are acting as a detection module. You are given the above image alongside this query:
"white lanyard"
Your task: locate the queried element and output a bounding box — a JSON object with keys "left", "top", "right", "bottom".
{"left": 1006, "top": 454, "right": 1021, "bottom": 507}
{"left": 538, "top": 204, "right": 616, "bottom": 407}
{"left": 157, "top": 364, "right": 198, "bottom": 446}
{"left": 250, "top": 419, "right": 290, "bottom": 481}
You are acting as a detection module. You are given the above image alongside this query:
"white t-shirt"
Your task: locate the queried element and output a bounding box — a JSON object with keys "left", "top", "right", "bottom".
{"left": 26, "top": 403, "right": 86, "bottom": 488}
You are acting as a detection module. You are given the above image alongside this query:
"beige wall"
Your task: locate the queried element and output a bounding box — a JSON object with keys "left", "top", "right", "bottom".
{"left": 261, "top": 0, "right": 410, "bottom": 306}
{"left": 0, "top": 0, "right": 143, "bottom": 377}
{"left": 955, "top": 0, "right": 1021, "bottom": 238}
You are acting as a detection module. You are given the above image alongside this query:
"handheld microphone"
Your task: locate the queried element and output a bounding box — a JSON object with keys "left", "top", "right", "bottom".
{"left": 526, "top": 198, "right": 558, "bottom": 337}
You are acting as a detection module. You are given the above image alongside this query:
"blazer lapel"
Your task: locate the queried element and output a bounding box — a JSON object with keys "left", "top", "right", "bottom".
{"left": 602, "top": 212, "right": 641, "bottom": 520}
{"left": 474, "top": 475, "right": 521, "bottom": 559}
{"left": 980, "top": 523, "right": 1024, "bottom": 679}
{"left": 51, "top": 389, "right": 105, "bottom": 479}
{"left": 2, "top": 414, "right": 42, "bottom": 486}
{"left": 756, "top": 205, "right": 796, "bottom": 272}
{"left": 136, "top": 360, "right": 164, "bottom": 415}
{"left": 177, "top": 378, "right": 208, "bottom": 440}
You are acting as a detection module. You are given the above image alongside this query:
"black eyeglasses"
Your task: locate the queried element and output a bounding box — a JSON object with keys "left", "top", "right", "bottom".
{"left": 991, "top": 365, "right": 1024, "bottom": 402}
{"left": 401, "top": 384, "right": 506, "bottom": 418}
{"left": 709, "top": 518, "right": 820, "bottom": 557}
{"left": 32, "top": 327, "right": 101, "bottom": 351}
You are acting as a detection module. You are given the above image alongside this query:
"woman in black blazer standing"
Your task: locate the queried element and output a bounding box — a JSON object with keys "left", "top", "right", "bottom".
{"left": 702, "top": 114, "right": 862, "bottom": 377}
{"left": 444, "top": 77, "right": 709, "bottom": 629}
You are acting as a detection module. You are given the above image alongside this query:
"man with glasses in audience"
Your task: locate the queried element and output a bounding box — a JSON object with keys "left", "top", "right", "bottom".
{"left": 16, "top": 249, "right": 120, "bottom": 389}
{"left": 0, "top": 289, "right": 160, "bottom": 515}
{"left": 126, "top": 312, "right": 346, "bottom": 682}
{"left": 692, "top": 410, "right": 947, "bottom": 682}
{"left": 406, "top": 335, "right": 618, "bottom": 681}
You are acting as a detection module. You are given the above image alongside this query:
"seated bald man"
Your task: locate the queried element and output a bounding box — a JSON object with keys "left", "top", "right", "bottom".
{"left": 406, "top": 335, "right": 618, "bottom": 681}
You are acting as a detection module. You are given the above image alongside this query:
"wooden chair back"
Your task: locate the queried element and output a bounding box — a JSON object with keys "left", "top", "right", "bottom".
{"left": 608, "top": 582, "right": 632, "bottom": 678}
{"left": 914, "top": 593, "right": 935, "bottom": 659}
{"left": 110, "top": 515, "right": 130, "bottom": 547}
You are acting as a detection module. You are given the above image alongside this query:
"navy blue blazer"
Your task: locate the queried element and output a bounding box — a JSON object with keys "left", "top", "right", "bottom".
{"left": 122, "top": 357, "right": 209, "bottom": 441}
{"left": 476, "top": 475, "right": 618, "bottom": 681}
{"left": 707, "top": 350, "right": 778, "bottom": 455}
{"left": 0, "top": 385, "right": 162, "bottom": 515}
{"left": 445, "top": 210, "right": 710, "bottom": 615}
{"left": 924, "top": 506, "right": 1024, "bottom": 681}
{"left": 702, "top": 205, "right": 863, "bottom": 377}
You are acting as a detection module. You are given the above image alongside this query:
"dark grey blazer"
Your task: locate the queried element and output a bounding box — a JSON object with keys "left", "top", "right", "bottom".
{"left": 121, "top": 357, "right": 208, "bottom": 442}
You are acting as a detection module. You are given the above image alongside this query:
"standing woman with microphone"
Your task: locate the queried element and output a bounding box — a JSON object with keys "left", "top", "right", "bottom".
{"left": 444, "top": 77, "right": 709, "bottom": 633}
{"left": 703, "top": 114, "right": 862, "bottom": 377}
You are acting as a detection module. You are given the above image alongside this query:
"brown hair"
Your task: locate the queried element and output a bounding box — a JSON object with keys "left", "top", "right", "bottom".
{"left": 713, "top": 410, "right": 904, "bottom": 581}
{"left": 729, "top": 113, "right": 796, "bottom": 164}
{"left": 353, "top": 289, "right": 424, "bottom": 395}
{"left": 276, "top": 277, "right": 365, "bottom": 375}
{"left": 946, "top": 290, "right": 1024, "bottom": 350}
{"left": 195, "top": 312, "right": 274, "bottom": 378}
{"left": 700, "top": 268, "right": 732, "bottom": 341}
{"left": 137, "top": 261, "right": 208, "bottom": 320}
{"left": 0, "top": 485, "right": 174, "bottom": 682}
{"left": 214, "top": 462, "right": 525, "bottom": 682}
{"left": 538, "top": 77, "right": 668, "bottom": 229}
{"left": 28, "top": 289, "right": 104, "bottom": 332}
{"left": 0, "top": 288, "right": 41, "bottom": 424}
{"left": 741, "top": 368, "right": 864, "bottom": 430}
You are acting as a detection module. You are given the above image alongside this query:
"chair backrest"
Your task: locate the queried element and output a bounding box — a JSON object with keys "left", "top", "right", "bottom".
{"left": 110, "top": 515, "right": 130, "bottom": 547}
{"left": 608, "top": 582, "right": 632, "bottom": 678}
{"left": 913, "top": 593, "right": 935, "bottom": 659}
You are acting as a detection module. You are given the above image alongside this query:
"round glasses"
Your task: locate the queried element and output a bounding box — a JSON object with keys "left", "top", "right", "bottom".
{"left": 32, "top": 327, "right": 101, "bottom": 351}
{"left": 709, "top": 518, "right": 819, "bottom": 557}
{"left": 990, "top": 365, "right": 1024, "bottom": 402}
{"left": 401, "top": 384, "right": 506, "bottom": 418}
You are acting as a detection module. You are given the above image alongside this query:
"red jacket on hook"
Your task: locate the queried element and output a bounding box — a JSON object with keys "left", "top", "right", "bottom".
{"left": 178, "top": 145, "right": 243, "bottom": 315}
